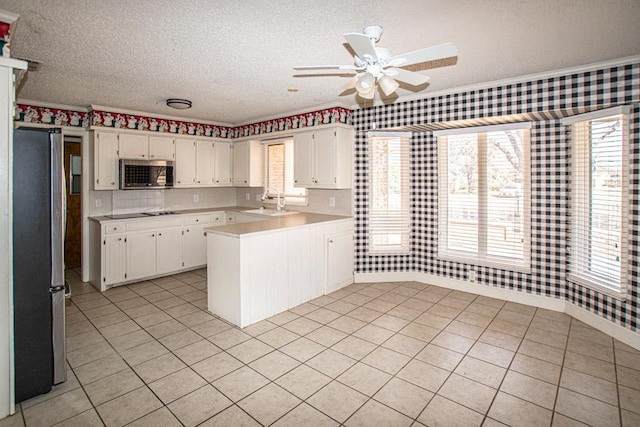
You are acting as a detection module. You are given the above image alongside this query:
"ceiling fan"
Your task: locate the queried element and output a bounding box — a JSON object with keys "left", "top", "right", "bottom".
{"left": 294, "top": 25, "right": 458, "bottom": 99}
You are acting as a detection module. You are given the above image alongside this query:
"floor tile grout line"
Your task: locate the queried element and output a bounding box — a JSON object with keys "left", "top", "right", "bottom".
{"left": 21, "top": 276, "right": 637, "bottom": 427}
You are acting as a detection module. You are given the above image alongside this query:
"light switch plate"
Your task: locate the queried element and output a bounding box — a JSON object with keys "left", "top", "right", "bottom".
{"left": 329, "top": 197, "right": 336, "bottom": 207}
{"left": 193, "top": 194, "right": 199, "bottom": 203}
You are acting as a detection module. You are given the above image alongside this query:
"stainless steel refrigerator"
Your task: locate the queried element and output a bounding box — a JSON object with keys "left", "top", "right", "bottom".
{"left": 12, "top": 127, "right": 67, "bottom": 403}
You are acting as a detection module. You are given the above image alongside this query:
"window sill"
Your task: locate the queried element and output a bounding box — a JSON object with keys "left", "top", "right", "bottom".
{"left": 438, "top": 252, "right": 531, "bottom": 274}
{"left": 262, "top": 198, "right": 308, "bottom": 207}
{"left": 567, "top": 273, "right": 628, "bottom": 301}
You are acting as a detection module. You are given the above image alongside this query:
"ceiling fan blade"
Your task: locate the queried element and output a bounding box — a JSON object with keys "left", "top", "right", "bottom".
{"left": 344, "top": 32, "right": 378, "bottom": 62}
{"left": 387, "top": 68, "right": 430, "bottom": 86}
{"left": 388, "top": 42, "right": 458, "bottom": 67}
{"left": 294, "top": 65, "right": 361, "bottom": 71}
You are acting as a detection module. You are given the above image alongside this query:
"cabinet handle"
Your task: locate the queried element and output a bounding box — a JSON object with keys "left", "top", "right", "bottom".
{"left": 152, "top": 234, "right": 155, "bottom": 237}
{"left": 111, "top": 182, "right": 115, "bottom": 185}
{"left": 118, "top": 238, "right": 122, "bottom": 241}
{"left": 142, "top": 154, "right": 145, "bottom": 157}
{"left": 244, "top": 180, "right": 247, "bottom": 183}
{"left": 159, "top": 233, "right": 162, "bottom": 236}
{"left": 329, "top": 239, "right": 334, "bottom": 243}
{"left": 150, "top": 154, "right": 154, "bottom": 158}
{"left": 195, "top": 219, "right": 199, "bottom": 222}
{"left": 197, "top": 180, "right": 201, "bottom": 183}
{"left": 177, "top": 181, "right": 181, "bottom": 184}
{"left": 216, "top": 180, "right": 219, "bottom": 183}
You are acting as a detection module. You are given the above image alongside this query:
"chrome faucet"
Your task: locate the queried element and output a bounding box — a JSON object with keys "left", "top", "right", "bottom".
{"left": 261, "top": 187, "right": 286, "bottom": 211}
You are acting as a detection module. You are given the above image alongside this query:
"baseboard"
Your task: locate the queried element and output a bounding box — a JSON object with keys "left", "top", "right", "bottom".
{"left": 564, "top": 303, "right": 640, "bottom": 350}
{"left": 355, "top": 271, "right": 640, "bottom": 351}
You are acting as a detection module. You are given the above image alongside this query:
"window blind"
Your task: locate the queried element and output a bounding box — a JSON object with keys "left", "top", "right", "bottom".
{"left": 562, "top": 107, "right": 629, "bottom": 297}
{"left": 437, "top": 123, "right": 531, "bottom": 270}
{"left": 264, "top": 140, "right": 306, "bottom": 203}
{"left": 368, "top": 132, "right": 411, "bottom": 254}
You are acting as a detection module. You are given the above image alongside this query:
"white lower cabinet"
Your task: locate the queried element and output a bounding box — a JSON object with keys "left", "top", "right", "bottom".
{"left": 157, "top": 228, "right": 184, "bottom": 274}
{"left": 92, "top": 212, "right": 224, "bottom": 290}
{"left": 326, "top": 231, "right": 354, "bottom": 293}
{"left": 103, "top": 234, "right": 125, "bottom": 285}
{"left": 183, "top": 224, "right": 207, "bottom": 269}
{"left": 126, "top": 232, "right": 157, "bottom": 281}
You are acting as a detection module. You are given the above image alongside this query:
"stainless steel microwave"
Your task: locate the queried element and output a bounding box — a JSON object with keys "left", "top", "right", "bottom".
{"left": 119, "top": 159, "right": 174, "bottom": 189}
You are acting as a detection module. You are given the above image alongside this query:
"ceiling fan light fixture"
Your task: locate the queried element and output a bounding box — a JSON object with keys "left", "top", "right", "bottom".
{"left": 355, "top": 72, "right": 375, "bottom": 93}
{"left": 166, "top": 98, "right": 192, "bottom": 109}
{"left": 358, "top": 86, "right": 375, "bottom": 99}
{"left": 378, "top": 74, "right": 400, "bottom": 96}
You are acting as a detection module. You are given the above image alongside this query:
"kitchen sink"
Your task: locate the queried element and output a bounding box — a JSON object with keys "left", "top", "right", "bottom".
{"left": 241, "top": 208, "right": 299, "bottom": 217}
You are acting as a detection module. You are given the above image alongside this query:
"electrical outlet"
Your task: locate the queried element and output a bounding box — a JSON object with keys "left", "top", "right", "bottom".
{"left": 245, "top": 192, "right": 250, "bottom": 201}
{"left": 468, "top": 269, "right": 476, "bottom": 283}
{"left": 256, "top": 194, "right": 261, "bottom": 202}
{"left": 95, "top": 199, "right": 102, "bottom": 208}
{"left": 329, "top": 197, "right": 336, "bottom": 207}
{"left": 193, "top": 194, "right": 199, "bottom": 203}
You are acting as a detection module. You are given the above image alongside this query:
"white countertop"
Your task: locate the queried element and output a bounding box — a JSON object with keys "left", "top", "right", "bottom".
{"left": 205, "top": 212, "right": 351, "bottom": 237}
{"left": 89, "top": 206, "right": 240, "bottom": 223}
{"left": 90, "top": 206, "right": 351, "bottom": 236}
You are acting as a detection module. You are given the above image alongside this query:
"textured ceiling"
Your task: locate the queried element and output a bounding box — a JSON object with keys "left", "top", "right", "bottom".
{"left": 1, "top": 0, "right": 639, "bottom": 125}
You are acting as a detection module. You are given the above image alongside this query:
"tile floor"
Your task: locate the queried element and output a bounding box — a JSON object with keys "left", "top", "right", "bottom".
{"left": 2, "top": 269, "right": 640, "bottom": 426}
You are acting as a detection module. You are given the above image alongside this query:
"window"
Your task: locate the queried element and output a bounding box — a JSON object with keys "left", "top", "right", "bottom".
{"left": 263, "top": 139, "right": 307, "bottom": 205}
{"left": 436, "top": 123, "right": 531, "bottom": 271}
{"left": 562, "top": 106, "right": 630, "bottom": 298}
{"left": 368, "top": 132, "right": 411, "bottom": 254}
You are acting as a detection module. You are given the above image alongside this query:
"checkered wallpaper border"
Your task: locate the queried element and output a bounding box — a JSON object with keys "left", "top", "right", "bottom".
{"left": 352, "top": 63, "right": 640, "bottom": 332}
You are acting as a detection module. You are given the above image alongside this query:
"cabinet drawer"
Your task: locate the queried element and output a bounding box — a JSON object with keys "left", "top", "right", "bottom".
{"left": 104, "top": 223, "right": 125, "bottom": 234}
{"left": 184, "top": 215, "right": 210, "bottom": 226}
{"left": 126, "top": 217, "right": 183, "bottom": 231}
{"left": 209, "top": 212, "right": 225, "bottom": 225}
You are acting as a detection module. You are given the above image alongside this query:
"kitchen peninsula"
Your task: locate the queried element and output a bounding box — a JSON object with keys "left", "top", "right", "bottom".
{"left": 205, "top": 212, "right": 353, "bottom": 328}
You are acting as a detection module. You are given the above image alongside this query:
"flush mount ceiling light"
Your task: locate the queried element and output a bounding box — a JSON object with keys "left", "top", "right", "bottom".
{"left": 294, "top": 25, "right": 458, "bottom": 100}
{"left": 166, "top": 98, "right": 192, "bottom": 109}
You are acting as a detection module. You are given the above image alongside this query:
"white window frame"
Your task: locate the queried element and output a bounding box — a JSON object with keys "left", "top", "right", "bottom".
{"left": 435, "top": 122, "right": 532, "bottom": 272}
{"left": 262, "top": 138, "right": 308, "bottom": 206}
{"left": 561, "top": 106, "right": 630, "bottom": 299}
{"left": 367, "top": 131, "right": 411, "bottom": 255}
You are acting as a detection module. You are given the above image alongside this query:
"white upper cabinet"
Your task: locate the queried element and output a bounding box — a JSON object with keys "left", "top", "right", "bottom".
{"left": 148, "top": 135, "right": 175, "bottom": 160}
{"left": 118, "top": 133, "right": 148, "bottom": 159}
{"left": 94, "top": 130, "right": 119, "bottom": 190}
{"left": 174, "top": 137, "right": 197, "bottom": 187}
{"left": 195, "top": 140, "right": 213, "bottom": 186}
{"left": 233, "top": 140, "right": 263, "bottom": 187}
{"left": 213, "top": 140, "right": 233, "bottom": 186}
{"left": 293, "top": 126, "right": 353, "bottom": 189}
{"left": 118, "top": 133, "right": 175, "bottom": 160}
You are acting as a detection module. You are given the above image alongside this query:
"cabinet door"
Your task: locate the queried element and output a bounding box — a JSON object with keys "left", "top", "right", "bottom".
{"left": 149, "top": 135, "right": 175, "bottom": 160}
{"left": 213, "top": 141, "right": 233, "bottom": 186}
{"left": 232, "top": 140, "right": 250, "bottom": 186}
{"left": 183, "top": 225, "right": 207, "bottom": 269}
{"left": 126, "top": 233, "right": 157, "bottom": 281}
{"left": 195, "top": 140, "right": 213, "bottom": 186}
{"left": 326, "top": 232, "right": 354, "bottom": 293}
{"left": 103, "top": 234, "right": 125, "bottom": 285}
{"left": 174, "top": 138, "right": 196, "bottom": 187}
{"left": 313, "top": 128, "right": 337, "bottom": 187}
{"left": 94, "top": 131, "right": 119, "bottom": 190}
{"left": 118, "top": 133, "right": 148, "bottom": 159}
{"left": 156, "top": 228, "right": 183, "bottom": 274}
{"left": 293, "top": 131, "right": 314, "bottom": 187}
